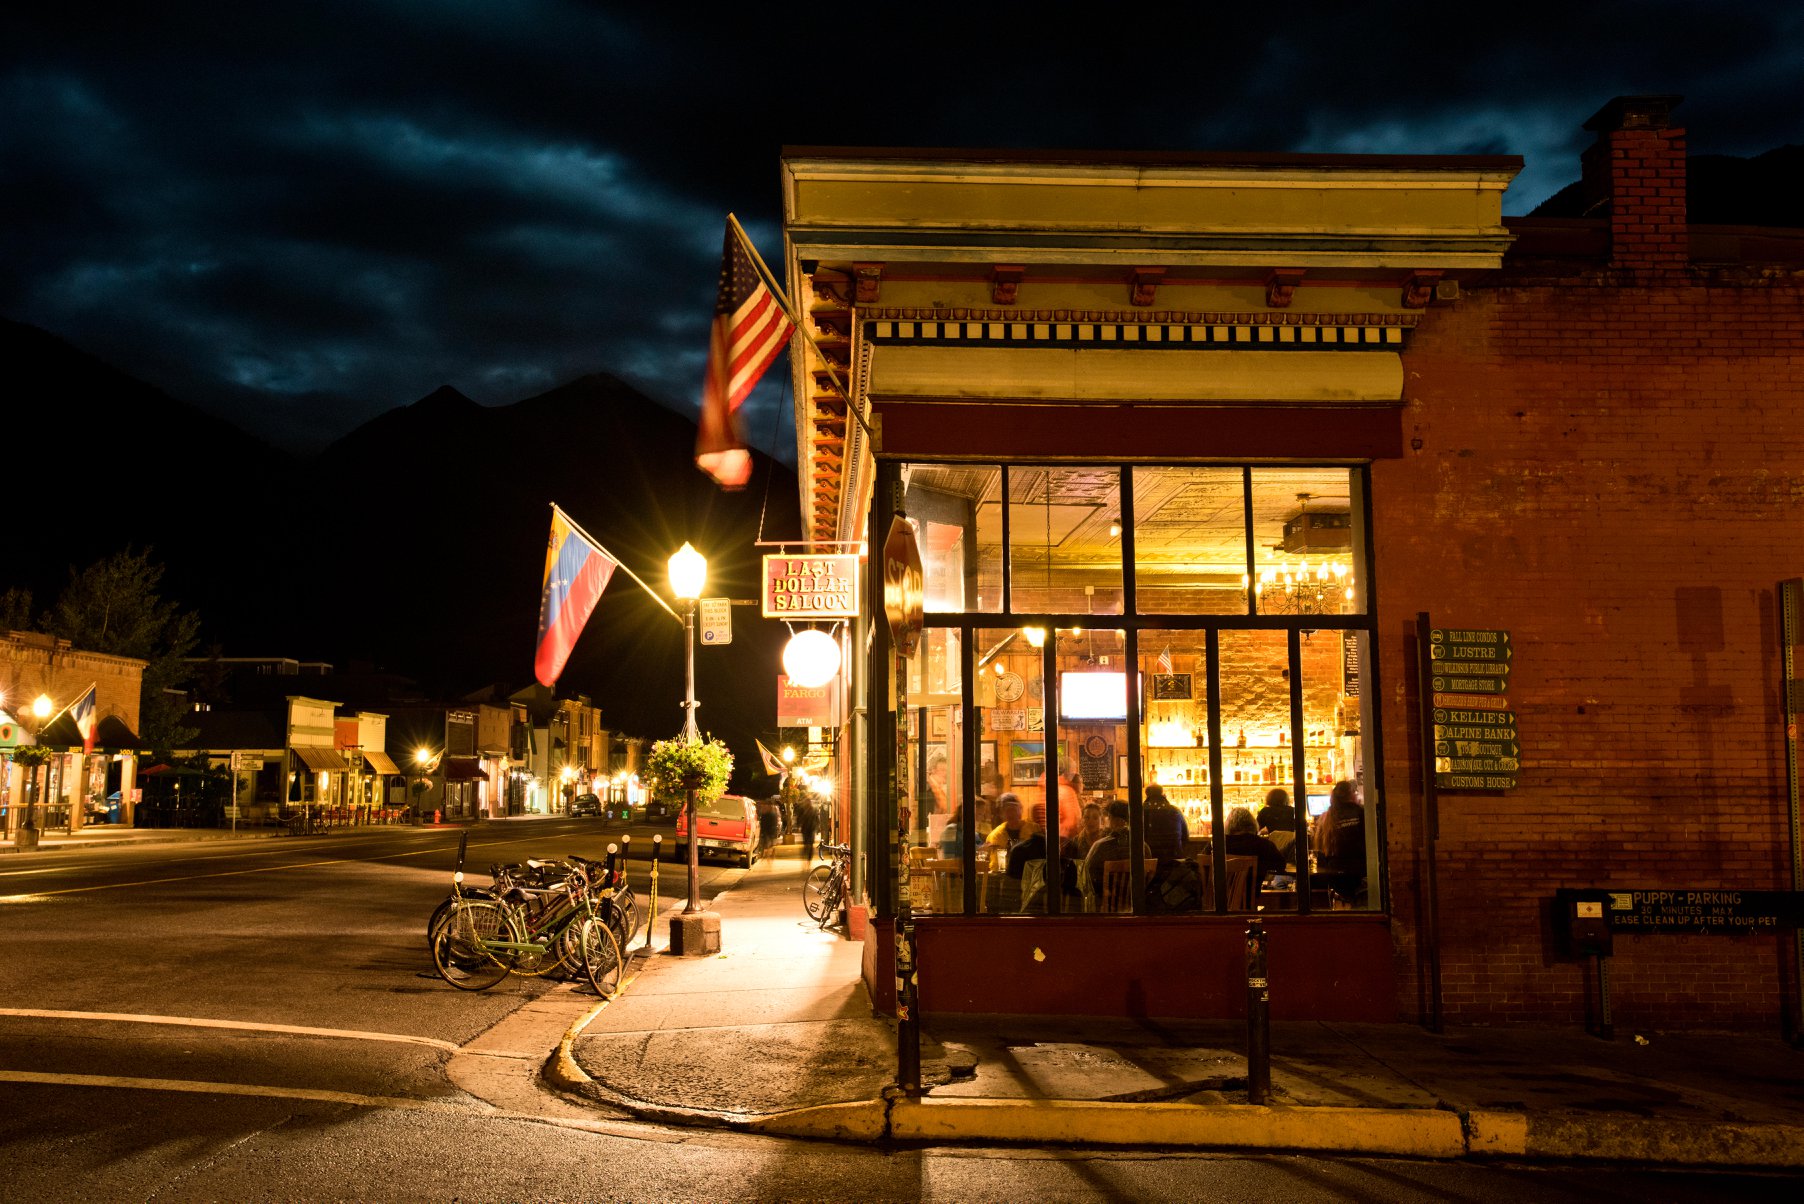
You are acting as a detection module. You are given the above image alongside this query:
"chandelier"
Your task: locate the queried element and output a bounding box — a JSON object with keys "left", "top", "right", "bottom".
{"left": 1255, "top": 557, "right": 1353, "bottom": 615}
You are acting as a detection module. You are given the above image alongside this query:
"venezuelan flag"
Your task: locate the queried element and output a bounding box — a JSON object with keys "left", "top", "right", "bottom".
{"left": 534, "top": 506, "right": 618, "bottom": 687}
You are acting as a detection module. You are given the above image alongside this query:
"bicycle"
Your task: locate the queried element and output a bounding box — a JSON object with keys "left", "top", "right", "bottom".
{"left": 803, "top": 842, "right": 851, "bottom": 928}
{"left": 432, "top": 835, "right": 624, "bottom": 997}
{"left": 426, "top": 851, "right": 639, "bottom": 958}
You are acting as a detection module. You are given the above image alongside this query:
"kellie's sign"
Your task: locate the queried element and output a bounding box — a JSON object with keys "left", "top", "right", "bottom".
{"left": 762, "top": 554, "right": 859, "bottom": 619}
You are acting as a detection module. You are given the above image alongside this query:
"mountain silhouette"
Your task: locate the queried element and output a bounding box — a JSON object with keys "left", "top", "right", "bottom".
{"left": 2, "top": 319, "right": 803, "bottom": 765}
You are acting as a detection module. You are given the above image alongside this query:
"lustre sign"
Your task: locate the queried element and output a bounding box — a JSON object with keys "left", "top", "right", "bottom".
{"left": 762, "top": 555, "right": 859, "bottom": 618}
{"left": 777, "top": 675, "right": 839, "bottom": 727}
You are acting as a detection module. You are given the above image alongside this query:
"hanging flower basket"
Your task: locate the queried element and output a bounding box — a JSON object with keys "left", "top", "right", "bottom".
{"left": 646, "top": 736, "right": 733, "bottom": 804}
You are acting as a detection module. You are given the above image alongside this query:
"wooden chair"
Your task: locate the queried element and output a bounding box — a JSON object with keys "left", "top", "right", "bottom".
{"left": 1101, "top": 858, "right": 1158, "bottom": 913}
{"left": 1223, "top": 855, "right": 1258, "bottom": 911}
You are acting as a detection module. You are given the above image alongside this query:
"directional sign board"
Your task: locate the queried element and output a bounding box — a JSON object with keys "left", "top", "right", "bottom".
{"left": 1431, "top": 628, "right": 1518, "bottom": 790}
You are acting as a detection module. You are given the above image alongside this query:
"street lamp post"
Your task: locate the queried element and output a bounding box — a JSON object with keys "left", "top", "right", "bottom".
{"left": 667, "top": 541, "right": 708, "bottom": 914}
{"left": 26, "top": 694, "right": 52, "bottom": 837}
{"left": 413, "top": 747, "right": 433, "bottom": 825}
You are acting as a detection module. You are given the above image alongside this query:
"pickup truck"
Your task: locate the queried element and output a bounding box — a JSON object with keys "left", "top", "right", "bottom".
{"left": 673, "top": 793, "right": 760, "bottom": 868}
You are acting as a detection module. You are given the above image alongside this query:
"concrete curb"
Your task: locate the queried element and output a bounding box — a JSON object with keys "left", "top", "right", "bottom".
{"left": 890, "top": 1098, "right": 1466, "bottom": 1158}
{"left": 0, "top": 831, "right": 288, "bottom": 854}
{"left": 1468, "top": 1109, "right": 1804, "bottom": 1169}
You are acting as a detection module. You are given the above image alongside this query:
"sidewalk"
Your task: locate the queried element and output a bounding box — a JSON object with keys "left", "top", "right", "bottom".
{"left": 560, "top": 849, "right": 1804, "bottom": 1166}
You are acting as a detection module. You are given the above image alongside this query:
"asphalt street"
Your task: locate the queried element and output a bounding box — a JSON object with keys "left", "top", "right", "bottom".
{"left": 3, "top": 819, "right": 1802, "bottom": 1202}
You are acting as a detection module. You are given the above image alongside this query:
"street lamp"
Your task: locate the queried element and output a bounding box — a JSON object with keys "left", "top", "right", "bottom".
{"left": 667, "top": 541, "right": 709, "bottom": 917}
{"left": 667, "top": 542, "right": 706, "bottom": 742}
{"left": 413, "top": 747, "right": 433, "bottom": 825}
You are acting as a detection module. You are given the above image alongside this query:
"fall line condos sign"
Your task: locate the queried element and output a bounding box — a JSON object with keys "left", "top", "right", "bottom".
{"left": 763, "top": 554, "right": 860, "bottom": 618}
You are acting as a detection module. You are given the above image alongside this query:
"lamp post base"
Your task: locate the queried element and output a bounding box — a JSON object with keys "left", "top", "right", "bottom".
{"left": 669, "top": 911, "right": 721, "bottom": 957}
{"left": 14, "top": 826, "right": 40, "bottom": 851}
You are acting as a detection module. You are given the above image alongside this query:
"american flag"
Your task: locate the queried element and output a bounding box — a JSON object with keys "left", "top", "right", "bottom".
{"left": 696, "top": 221, "right": 794, "bottom": 489}
{"left": 1157, "top": 646, "right": 1173, "bottom": 673}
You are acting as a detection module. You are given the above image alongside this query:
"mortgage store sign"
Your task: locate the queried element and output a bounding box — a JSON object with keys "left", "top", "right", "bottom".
{"left": 1430, "top": 628, "right": 1518, "bottom": 790}
{"left": 763, "top": 554, "right": 859, "bottom": 618}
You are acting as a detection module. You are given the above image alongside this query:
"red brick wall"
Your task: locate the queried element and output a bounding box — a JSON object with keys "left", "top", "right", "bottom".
{"left": 1376, "top": 271, "right": 1804, "bottom": 1028}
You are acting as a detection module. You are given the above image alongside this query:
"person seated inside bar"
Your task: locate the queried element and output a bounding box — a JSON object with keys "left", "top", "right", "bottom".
{"left": 938, "top": 803, "right": 966, "bottom": 859}
{"left": 1224, "top": 807, "right": 1287, "bottom": 883}
{"left": 1008, "top": 802, "right": 1080, "bottom": 908}
{"left": 984, "top": 793, "right": 1035, "bottom": 857}
{"left": 1082, "top": 800, "right": 1152, "bottom": 897}
{"left": 1257, "top": 787, "right": 1297, "bottom": 837}
{"left": 1311, "top": 780, "right": 1367, "bottom": 903}
{"left": 1075, "top": 801, "right": 1105, "bottom": 855}
{"left": 1143, "top": 784, "right": 1188, "bottom": 860}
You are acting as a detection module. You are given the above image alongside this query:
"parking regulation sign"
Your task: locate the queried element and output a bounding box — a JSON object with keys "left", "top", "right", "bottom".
{"left": 699, "top": 597, "right": 732, "bottom": 645}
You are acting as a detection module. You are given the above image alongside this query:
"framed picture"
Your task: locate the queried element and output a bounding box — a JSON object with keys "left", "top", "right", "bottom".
{"left": 991, "top": 709, "right": 1026, "bottom": 732}
{"left": 1151, "top": 673, "right": 1192, "bottom": 701}
{"left": 929, "top": 710, "right": 949, "bottom": 741}
{"left": 1009, "top": 740, "right": 1044, "bottom": 785}
{"left": 1117, "top": 754, "right": 1129, "bottom": 785}
{"left": 979, "top": 741, "right": 998, "bottom": 783}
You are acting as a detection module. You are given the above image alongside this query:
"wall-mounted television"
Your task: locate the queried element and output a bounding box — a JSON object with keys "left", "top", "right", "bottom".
{"left": 1059, "top": 671, "right": 1129, "bottom": 721}
{"left": 1306, "top": 793, "right": 1332, "bottom": 818}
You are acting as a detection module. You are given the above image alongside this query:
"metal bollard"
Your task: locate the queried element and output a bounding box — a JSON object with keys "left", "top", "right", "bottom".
{"left": 1246, "top": 920, "right": 1271, "bottom": 1105}
{"left": 896, "top": 916, "right": 921, "bottom": 1097}
{"left": 646, "top": 834, "right": 662, "bottom": 958}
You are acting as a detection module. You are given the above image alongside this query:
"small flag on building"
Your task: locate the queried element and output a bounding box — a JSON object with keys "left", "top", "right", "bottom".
{"left": 70, "top": 685, "right": 97, "bottom": 754}
{"left": 534, "top": 505, "right": 620, "bottom": 687}
{"left": 696, "top": 220, "right": 795, "bottom": 489}
{"left": 755, "top": 738, "right": 786, "bottom": 778}
{"left": 1157, "top": 646, "right": 1173, "bottom": 674}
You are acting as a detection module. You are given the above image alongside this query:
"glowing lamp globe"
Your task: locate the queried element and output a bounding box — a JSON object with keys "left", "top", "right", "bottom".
{"left": 667, "top": 542, "right": 707, "bottom": 601}
{"left": 782, "top": 630, "right": 841, "bottom": 688}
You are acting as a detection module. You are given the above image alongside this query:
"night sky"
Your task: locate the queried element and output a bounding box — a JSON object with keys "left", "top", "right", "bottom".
{"left": 5, "top": 4, "right": 1800, "bottom": 457}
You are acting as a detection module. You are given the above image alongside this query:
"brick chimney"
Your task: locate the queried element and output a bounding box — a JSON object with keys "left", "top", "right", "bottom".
{"left": 1580, "top": 94, "right": 1687, "bottom": 273}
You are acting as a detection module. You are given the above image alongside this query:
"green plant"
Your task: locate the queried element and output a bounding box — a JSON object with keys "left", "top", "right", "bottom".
{"left": 9, "top": 745, "right": 55, "bottom": 769}
{"left": 645, "top": 736, "right": 733, "bottom": 803}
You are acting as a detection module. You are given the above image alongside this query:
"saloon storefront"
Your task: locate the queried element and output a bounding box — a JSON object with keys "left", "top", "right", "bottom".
{"left": 780, "top": 145, "right": 1518, "bottom": 1022}
{"left": 780, "top": 100, "right": 1804, "bottom": 1031}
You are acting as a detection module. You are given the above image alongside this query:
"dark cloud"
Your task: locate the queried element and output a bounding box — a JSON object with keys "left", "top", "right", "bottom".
{"left": 3, "top": 2, "right": 1800, "bottom": 451}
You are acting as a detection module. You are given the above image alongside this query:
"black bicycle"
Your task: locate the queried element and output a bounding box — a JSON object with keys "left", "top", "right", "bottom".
{"left": 803, "top": 842, "right": 851, "bottom": 928}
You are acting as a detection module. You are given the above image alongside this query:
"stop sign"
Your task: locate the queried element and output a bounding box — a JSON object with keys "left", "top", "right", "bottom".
{"left": 882, "top": 512, "right": 924, "bottom": 657}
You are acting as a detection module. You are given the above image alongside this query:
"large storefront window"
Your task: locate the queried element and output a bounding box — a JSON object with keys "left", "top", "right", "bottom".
{"left": 888, "top": 462, "right": 1381, "bottom": 918}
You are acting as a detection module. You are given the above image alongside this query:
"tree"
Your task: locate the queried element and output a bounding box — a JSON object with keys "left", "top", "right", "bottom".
{"left": 43, "top": 549, "right": 201, "bottom": 751}
{"left": 0, "top": 586, "right": 33, "bottom": 631}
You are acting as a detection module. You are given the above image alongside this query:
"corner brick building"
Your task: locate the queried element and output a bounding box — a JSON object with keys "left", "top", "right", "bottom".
{"left": 783, "top": 95, "right": 1803, "bottom": 1033}
{"left": 1381, "top": 96, "right": 1804, "bottom": 1028}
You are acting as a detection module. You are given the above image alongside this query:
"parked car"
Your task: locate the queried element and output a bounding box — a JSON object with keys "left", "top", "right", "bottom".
{"left": 673, "top": 792, "right": 759, "bottom": 868}
{"left": 569, "top": 793, "right": 602, "bottom": 818}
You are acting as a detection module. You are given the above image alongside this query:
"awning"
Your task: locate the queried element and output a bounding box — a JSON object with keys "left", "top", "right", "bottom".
{"left": 364, "top": 750, "right": 401, "bottom": 775}
{"left": 442, "top": 757, "right": 488, "bottom": 782}
{"left": 292, "top": 746, "right": 349, "bottom": 772}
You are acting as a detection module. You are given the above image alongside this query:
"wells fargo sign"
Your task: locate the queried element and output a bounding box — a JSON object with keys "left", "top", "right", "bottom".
{"left": 762, "top": 554, "right": 859, "bottom": 618}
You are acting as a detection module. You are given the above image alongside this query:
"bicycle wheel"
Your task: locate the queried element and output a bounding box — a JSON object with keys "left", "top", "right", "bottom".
{"left": 803, "top": 864, "right": 835, "bottom": 921}
{"left": 605, "top": 894, "right": 636, "bottom": 950}
{"left": 426, "top": 889, "right": 496, "bottom": 952}
{"left": 432, "top": 900, "right": 519, "bottom": 991}
{"left": 580, "top": 916, "right": 624, "bottom": 998}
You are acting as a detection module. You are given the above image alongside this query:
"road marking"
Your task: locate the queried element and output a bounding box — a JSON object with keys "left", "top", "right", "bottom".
{"left": 0, "top": 1009, "right": 460, "bottom": 1052}
{"left": 0, "top": 1069, "right": 469, "bottom": 1111}
{"left": 0, "top": 831, "right": 564, "bottom": 899}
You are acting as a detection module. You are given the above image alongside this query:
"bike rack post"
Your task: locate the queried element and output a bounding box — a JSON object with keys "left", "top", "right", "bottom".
{"left": 645, "top": 834, "right": 662, "bottom": 958}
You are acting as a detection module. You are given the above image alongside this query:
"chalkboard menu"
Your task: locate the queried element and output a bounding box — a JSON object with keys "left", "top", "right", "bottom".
{"left": 1077, "top": 734, "right": 1114, "bottom": 791}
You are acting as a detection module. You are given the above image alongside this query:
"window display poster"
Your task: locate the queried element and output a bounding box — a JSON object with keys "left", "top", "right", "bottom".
{"left": 1010, "top": 740, "right": 1044, "bottom": 785}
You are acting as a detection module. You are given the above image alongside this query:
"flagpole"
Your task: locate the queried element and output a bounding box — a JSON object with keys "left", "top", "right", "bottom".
{"left": 726, "top": 213, "right": 875, "bottom": 444}
{"left": 553, "top": 504, "right": 684, "bottom": 625}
